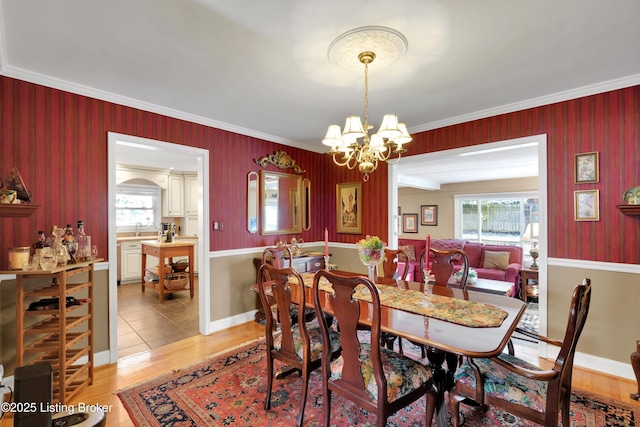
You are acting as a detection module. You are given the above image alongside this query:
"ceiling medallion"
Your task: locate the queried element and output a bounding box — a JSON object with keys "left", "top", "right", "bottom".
{"left": 328, "top": 26, "right": 408, "bottom": 73}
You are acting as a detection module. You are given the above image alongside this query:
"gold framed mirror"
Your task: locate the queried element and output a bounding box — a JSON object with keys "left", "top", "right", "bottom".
{"left": 247, "top": 172, "right": 259, "bottom": 233}
{"left": 261, "top": 170, "right": 302, "bottom": 235}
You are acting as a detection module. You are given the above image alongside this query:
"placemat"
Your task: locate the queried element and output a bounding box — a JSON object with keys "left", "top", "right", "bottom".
{"left": 300, "top": 272, "right": 507, "bottom": 328}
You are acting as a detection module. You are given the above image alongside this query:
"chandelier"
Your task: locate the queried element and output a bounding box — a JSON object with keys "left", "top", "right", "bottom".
{"left": 322, "top": 27, "right": 412, "bottom": 181}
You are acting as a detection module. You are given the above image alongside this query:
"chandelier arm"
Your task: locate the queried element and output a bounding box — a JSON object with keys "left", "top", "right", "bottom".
{"left": 332, "top": 151, "right": 357, "bottom": 169}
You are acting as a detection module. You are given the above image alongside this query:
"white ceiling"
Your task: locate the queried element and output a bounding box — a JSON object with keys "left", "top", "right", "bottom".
{"left": 1, "top": 0, "right": 639, "bottom": 186}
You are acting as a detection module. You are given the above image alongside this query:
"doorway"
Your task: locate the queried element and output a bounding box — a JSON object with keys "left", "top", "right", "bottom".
{"left": 388, "top": 134, "right": 548, "bottom": 341}
{"left": 107, "top": 132, "right": 211, "bottom": 363}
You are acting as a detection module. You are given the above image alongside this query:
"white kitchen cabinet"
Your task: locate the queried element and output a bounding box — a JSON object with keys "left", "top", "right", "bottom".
{"left": 121, "top": 242, "right": 142, "bottom": 282}
{"left": 162, "top": 174, "right": 184, "bottom": 217}
{"left": 184, "top": 215, "right": 198, "bottom": 239}
{"left": 185, "top": 174, "right": 198, "bottom": 216}
{"left": 121, "top": 241, "right": 158, "bottom": 282}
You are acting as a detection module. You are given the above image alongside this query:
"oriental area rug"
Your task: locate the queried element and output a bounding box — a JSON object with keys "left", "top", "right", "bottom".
{"left": 117, "top": 337, "right": 639, "bottom": 427}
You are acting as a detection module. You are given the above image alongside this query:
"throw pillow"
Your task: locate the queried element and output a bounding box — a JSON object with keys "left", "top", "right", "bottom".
{"left": 431, "top": 239, "right": 466, "bottom": 251}
{"left": 483, "top": 251, "right": 510, "bottom": 270}
{"left": 397, "top": 245, "right": 416, "bottom": 262}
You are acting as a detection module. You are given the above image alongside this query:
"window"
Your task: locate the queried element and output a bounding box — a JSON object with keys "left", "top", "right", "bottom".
{"left": 116, "top": 184, "right": 161, "bottom": 232}
{"left": 454, "top": 192, "right": 539, "bottom": 255}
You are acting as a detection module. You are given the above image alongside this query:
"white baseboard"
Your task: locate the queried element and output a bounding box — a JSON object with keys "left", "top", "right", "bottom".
{"left": 542, "top": 343, "right": 635, "bottom": 381}
{"left": 208, "top": 310, "right": 258, "bottom": 333}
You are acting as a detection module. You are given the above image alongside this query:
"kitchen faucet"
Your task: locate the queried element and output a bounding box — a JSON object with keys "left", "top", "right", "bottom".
{"left": 135, "top": 222, "right": 142, "bottom": 237}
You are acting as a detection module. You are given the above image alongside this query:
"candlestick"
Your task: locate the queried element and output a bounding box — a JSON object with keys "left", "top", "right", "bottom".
{"left": 324, "top": 227, "right": 329, "bottom": 257}
{"left": 425, "top": 234, "right": 431, "bottom": 280}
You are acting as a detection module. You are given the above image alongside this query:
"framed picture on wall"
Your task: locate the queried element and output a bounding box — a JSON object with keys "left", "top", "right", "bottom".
{"left": 421, "top": 205, "right": 438, "bottom": 226}
{"left": 336, "top": 182, "right": 362, "bottom": 233}
{"left": 403, "top": 213, "right": 419, "bottom": 233}
{"left": 574, "top": 152, "right": 599, "bottom": 183}
{"left": 574, "top": 190, "right": 599, "bottom": 221}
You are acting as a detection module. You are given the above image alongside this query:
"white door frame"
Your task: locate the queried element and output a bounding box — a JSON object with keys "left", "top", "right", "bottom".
{"left": 388, "top": 134, "right": 548, "bottom": 342}
{"left": 107, "top": 132, "right": 211, "bottom": 363}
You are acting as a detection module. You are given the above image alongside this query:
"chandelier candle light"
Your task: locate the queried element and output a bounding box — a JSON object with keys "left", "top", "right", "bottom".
{"left": 322, "top": 27, "right": 412, "bottom": 181}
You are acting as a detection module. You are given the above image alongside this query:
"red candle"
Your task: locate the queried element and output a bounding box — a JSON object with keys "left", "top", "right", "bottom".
{"left": 324, "top": 228, "right": 329, "bottom": 256}
{"left": 425, "top": 234, "right": 431, "bottom": 266}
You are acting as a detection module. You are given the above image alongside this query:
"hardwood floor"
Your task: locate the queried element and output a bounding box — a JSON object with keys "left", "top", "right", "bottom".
{"left": 1, "top": 322, "right": 637, "bottom": 426}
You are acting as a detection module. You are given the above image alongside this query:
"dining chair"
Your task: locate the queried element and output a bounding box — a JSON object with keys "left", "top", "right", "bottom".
{"left": 448, "top": 279, "right": 592, "bottom": 427}
{"left": 256, "top": 263, "right": 341, "bottom": 427}
{"left": 421, "top": 247, "right": 470, "bottom": 288}
{"left": 312, "top": 269, "right": 437, "bottom": 427}
{"left": 262, "top": 246, "right": 292, "bottom": 268}
{"left": 261, "top": 246, "right": 316, "bottom": 324}
{"left": 380, "top": 248, "right": 410, "bottom": 280}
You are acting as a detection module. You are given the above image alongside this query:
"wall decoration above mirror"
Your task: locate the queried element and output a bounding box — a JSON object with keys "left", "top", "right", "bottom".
{"left": 261, "top": 170, "right": 302, "bottom": 235}
{"left": 254, "top": 150, "right": 305, "bottom": 174}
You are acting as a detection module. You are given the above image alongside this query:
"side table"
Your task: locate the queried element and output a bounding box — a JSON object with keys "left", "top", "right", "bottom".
{"left": 520, "top": 268, "right": 539, "bottom": 302}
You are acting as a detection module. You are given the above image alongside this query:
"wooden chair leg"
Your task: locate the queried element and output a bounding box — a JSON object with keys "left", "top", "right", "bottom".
{"left": 323, "top": 389, "right": 332, "bottom": 427}
{"left": 426, "top": 386, "right": 437, "bottom": 427}
{"left": 448, "top": 390, "right": 465, "bottom": 427}
{"left": 631, "top": 340, "right": 640, "bottom": 400}
{"left": 297, "top": 368, "right": 309, "bottom": 426}
{"left": 561, "top": 399, "right": 570, "bottom": 427}
{"left": 265, "top": 354, "right": 274, "bottom": 410}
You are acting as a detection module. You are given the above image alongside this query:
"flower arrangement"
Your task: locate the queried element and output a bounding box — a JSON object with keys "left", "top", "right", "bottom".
{"left": 356, "top": 235, "right": 385, "bottom": 264}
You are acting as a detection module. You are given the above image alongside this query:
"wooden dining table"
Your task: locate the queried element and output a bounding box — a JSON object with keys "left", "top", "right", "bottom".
{"left": 252, "top": 271, "right": 526, "bottom": 426}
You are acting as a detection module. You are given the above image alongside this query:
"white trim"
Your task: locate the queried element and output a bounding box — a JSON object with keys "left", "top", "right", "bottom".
{"left": 209, "top": 311, "right": 258, "bottom": 333}
{"left": 410, "top": 74, "right": 640, "bottom": 134}
{"left": 549, "top": 257, "right": 640, "bottom": 275}
{"left": 107, "top": 132, "right": 211, "bottom": 364}
{"left": 543, "top": 344, "right": 636, "bottom": 381}
{"left": 0, "top": 66, "right": 318, "bottom": 152}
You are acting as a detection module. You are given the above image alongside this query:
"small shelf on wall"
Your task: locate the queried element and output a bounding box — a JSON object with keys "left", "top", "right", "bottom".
{"left": 616, "top": 205, "right": 640, "bottom": 216}
{"left": 0, "top": 204, "right": 40, "bottom": 218}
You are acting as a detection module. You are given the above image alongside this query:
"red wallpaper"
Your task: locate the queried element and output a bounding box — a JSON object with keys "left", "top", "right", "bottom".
{"left": 0, "top": 76, "right": 383, "bottom": 264}
{"left": 407, "top": 86, "right": 640, "bottom": 263}
{"left": 1, "top": 75, "right": 638, "bottom": 264}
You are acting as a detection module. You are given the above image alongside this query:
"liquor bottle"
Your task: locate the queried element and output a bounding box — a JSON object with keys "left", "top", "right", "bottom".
{"left": 32, "top": 230, "right": 50, "bottom": 257}
{"left": 64, "top": 223, "right": 77, "bottom": 264}
{"left": 76, "top": 220, "right": 89, "bottom": 262}
{"left": 50, "top": 225, "right": 69, "bottom": 266}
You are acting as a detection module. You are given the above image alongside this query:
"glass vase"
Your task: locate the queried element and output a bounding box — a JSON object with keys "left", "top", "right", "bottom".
{"left": 356, "top": 242, "right": 385, "bottom": 282}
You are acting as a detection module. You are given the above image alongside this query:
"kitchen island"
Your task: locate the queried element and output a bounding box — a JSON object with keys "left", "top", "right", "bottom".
{"left": 140, "top": 240, "right": 195, "bottom": 303}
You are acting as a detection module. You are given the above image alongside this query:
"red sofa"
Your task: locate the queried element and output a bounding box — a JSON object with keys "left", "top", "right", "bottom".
{"left": 396, "top": 238, "right": 523, "bottom": 296}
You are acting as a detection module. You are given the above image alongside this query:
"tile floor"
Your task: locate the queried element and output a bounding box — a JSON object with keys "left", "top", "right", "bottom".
{"left": 117, "top": 278, "right": 199, "bottom": 359}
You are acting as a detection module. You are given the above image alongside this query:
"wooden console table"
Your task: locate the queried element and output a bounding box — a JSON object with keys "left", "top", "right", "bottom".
{"left": 520, "top": 268, "right": 539, "bottom": 302}
{"left": 141, "top": 240, "right": 195, "bottom": 303}
{"left": 4, "top": 259, "right": 102, "bottom": 404}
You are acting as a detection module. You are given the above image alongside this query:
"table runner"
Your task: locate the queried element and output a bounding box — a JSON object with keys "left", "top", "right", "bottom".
{"left": 300, "top": 272, "right": 507, "bottom": 328}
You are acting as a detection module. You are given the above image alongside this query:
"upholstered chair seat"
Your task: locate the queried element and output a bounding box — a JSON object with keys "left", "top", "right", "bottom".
{"left": 329, "top": 342, "right": 433, "bottom": 402}
{"left": 454, "top": 353, "right": 548, "bottom": 412}
{"left": 274, "top": 318, "right": 340, "bottom": 362}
